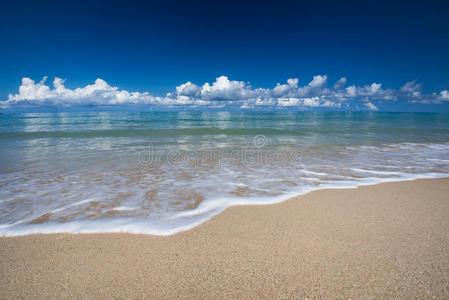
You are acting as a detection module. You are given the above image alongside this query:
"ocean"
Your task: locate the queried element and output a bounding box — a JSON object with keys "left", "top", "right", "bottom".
{"left": 1, "top": 111, "right": 449, "bottom": 236}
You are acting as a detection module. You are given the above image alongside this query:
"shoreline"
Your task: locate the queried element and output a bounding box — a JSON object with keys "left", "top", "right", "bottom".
{"left": 1, "top": 174, "right": 448, "bottom": 237}
{"left": 1, "top": 178, "right": 449, "bottom": 298}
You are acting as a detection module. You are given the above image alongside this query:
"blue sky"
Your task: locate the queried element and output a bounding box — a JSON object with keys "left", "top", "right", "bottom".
{"left": 1, "top": 0, "right": 448, "bottom": 111}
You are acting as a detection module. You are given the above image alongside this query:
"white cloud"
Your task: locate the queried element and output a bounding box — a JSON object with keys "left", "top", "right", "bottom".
{"left": 173, "top": 81, "right": 201, "bottom": 98}
{"left": 200, "top": 76, "right": 252, "bottom": 100}
{"left": 277, "top": 96, "right": 339, "bottom": 108}
{"left": 273, "top": 78, "right": 299, "bottom": 97}
{"left": 364, "top": 102, "right": 379, "bottom": 111}
{"left": 368, "top": 83, "right": 382, "bottom": 94}
{"left": 277, "top": 97, "right": 301, "bottom": 107}
{"left": 7, "top": 77, "right": 162, "bottom": 106}
{"left": 400, "top": 81, "right": 422, "bottom": 98}
{"left": 2, "top": 75, "right": 448, "bottom": 110}
{"left": 345, "top": 85, "right": 357, "bottom": 97}
{"left": 333, "top": 77, "right": 347, "bottom": 89}
{"left": 303, "top": 97, "right": 322, "bottom": 107}
{"left": 308, "top": 75, "right": 327, "bottom": 87}
{"left": 439, "top": 90, "right": 449, "bottom": 101}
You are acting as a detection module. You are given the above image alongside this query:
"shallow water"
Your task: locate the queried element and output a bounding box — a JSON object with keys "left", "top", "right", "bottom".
{"left": 1, "top": 111, "right": 449, "bottom": 235}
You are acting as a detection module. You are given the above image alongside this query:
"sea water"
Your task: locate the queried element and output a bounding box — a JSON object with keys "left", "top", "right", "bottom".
{"left": 1, "top": 111, "right": 449, "bottom": 235}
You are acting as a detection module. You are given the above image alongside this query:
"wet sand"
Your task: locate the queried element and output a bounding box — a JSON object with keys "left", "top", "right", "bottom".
{"left": 1, "top": 178, "right": 448, "bottom": 299}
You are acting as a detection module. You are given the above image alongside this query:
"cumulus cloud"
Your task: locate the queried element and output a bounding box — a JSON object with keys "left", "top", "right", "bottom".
{"left": 364, "top": 102, "right": 379, "bottom": 111}
{"left": 333, "top": 77, "right": 347, "bottom": 89}
{"left": 438, "top": 90, "right": 449, "bottom": 101}
{"left": 308, "top": 75, "right": 327, "bottom": 87}
{"left": 400, "top": 81, "right": 422, "bottom": 98}
{"left": 2, "top": 75, "right": 448, "bottom": 110}
{"left": 273, "top": 78, "right": 299, "bottom": 97}
{"left": 7, "top": 77, "right": 161, "bottom": 106}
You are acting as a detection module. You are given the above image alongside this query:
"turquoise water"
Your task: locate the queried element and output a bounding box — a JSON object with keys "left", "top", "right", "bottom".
{"left": 1, "top": 112, "right": 449, "bottom": 235}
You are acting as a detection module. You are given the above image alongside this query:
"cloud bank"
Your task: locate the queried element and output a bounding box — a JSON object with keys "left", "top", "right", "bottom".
{"left": 3, "top": 75, "right": 449, "bottom": 110}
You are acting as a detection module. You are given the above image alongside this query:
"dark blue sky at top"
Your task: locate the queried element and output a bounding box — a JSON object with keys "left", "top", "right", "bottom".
{"left": 0, "top": 0, "right": 448, "bottom": 110}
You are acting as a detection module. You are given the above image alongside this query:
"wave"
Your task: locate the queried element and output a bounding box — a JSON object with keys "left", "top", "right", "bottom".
{"left": 1, "top": 172, "right": 448, "bottom": 237}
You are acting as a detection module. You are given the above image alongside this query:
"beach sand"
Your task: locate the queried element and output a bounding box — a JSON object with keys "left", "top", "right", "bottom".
{"left": 1, "top": 178, "right": 448, "bottom": 299}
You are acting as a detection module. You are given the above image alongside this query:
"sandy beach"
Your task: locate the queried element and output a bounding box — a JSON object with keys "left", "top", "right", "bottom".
{"left": 1, "top": 178, "right": 448, "bottom": 299}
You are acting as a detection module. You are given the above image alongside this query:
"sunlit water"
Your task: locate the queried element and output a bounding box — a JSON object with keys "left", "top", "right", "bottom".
{"left": 1, "top": 111, "right": 449, "bottom": 235}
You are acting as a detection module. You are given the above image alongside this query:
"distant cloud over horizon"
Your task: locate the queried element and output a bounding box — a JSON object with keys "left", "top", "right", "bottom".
{"left": 3, "top": 75, "right": 449, "bottom": 111}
